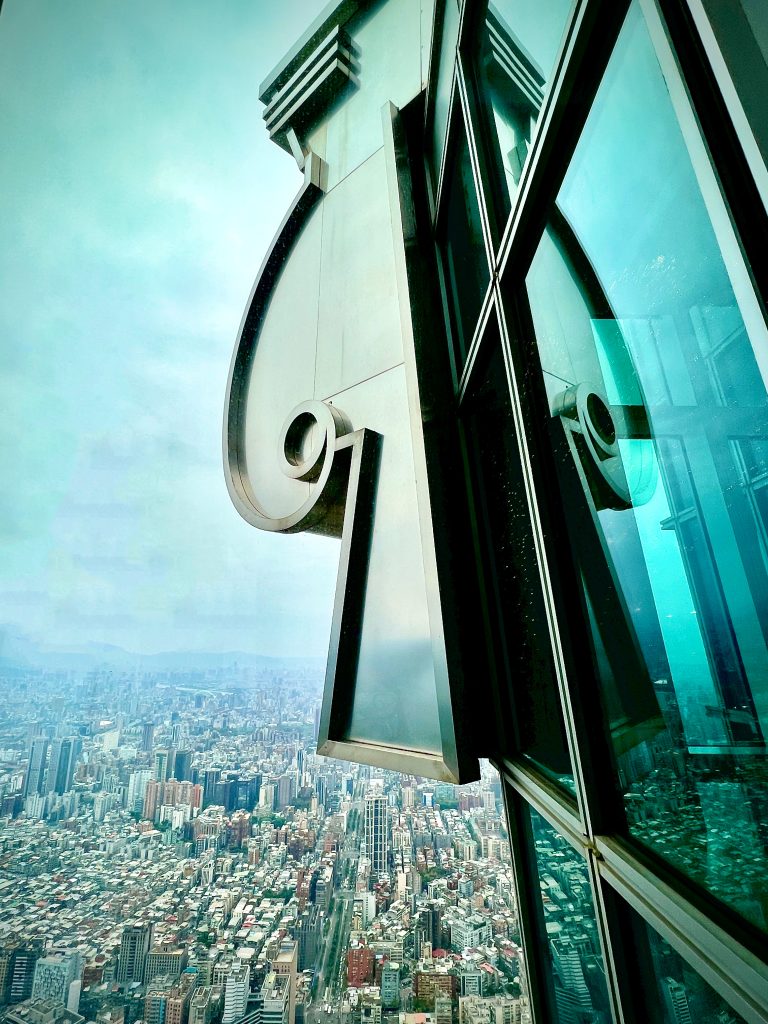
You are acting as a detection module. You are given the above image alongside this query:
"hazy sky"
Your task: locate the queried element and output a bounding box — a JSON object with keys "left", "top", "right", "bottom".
{"left": 0, "top": 0, "right": 339, "bottom": 657}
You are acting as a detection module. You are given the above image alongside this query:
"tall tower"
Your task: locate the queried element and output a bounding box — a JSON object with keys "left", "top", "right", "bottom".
{"left": 364, "top": 791, "right": 389, "bottom": 874}
{"left": 23, "top": 738, "right": 49, "bottom": 799}
{"left": 661, "top": 978, "right": 693, "bottom": 1024}
{"left": 222, "top": 962, "right": 250, "bottom": 1024}
{"left": 117, "top": 923, "right": 154, "bottom": 986}
{"left": 46, "top": 738, "right": 82, "bottom": 795}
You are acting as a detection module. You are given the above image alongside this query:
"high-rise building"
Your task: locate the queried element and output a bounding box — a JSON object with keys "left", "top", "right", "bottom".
{"left": 364, "top": 792, "right": 388, "bottom": 875}
{"left": 46, "top": 738, "right": 82, "bottom": 795}
{"left": 141, "top": 722, "right": 154, "bottom": 753}
{"left": 23, "top": 738, "right": 49, "bottom": 799}
{"left": 271, "top": 941, "right": 297, "bottom": 1024}
{"left": 260, "top": 972, "right": 289, "bottom": 1024}
{"left": 117, "top": 923, "right": 153, "bottom": 986}
{"left": 222, "top": 962, "right": 250, "bottom": 1024}
{"left": 172, "top": 750, "right": 192, "bottom": 782}
{"left": 0, "top": 938, "right": 43, "bottom": 1005}
{"left": 661, "top": 978, "right": 693, "bottom": 1024}
{"left": 346, "top": 945, "right": 374, "bottom": 989}
{"left": 292, "top": 907, "right": 321, "bottom": 973}
{"left": 380, "top": 962, "right": 400, "bottom": 1010}
{"left": 153, "top": 749, "right": 174, "bottom": 783}
{"left": 32, "top": 952, "right": 83, "bottom": 1007}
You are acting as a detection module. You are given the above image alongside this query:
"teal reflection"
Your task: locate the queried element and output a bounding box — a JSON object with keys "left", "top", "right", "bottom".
{"left": 526, "top": 1, "right": 768, "bottom": 929}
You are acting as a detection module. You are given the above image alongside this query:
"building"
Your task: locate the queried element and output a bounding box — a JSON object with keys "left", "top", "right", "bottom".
{"left": 292, "top": 907, "right": 321, "bottom": 973}
{"left": 116, "top": 923, "right": 153, "bottom": 987}
{"left": 144, "top": 944, "right": 188, "bottom": 986}
{"left": 449, "top": 917, "right": 491, "bottom": 954}
{"left": 434, "top": 995, "right": 452, "bottom": 1024}
{"left": 260, "top": 972, "right": 289, "bottom": 1024}
{"left": 144, "top": 973, "right": 198, "bottom": 1024}
{"left": 364, "top": 793, "right": 388, "bottom": 876}
{"left": 45, "top": 739, "right": 81, "bottom": 796}
{"left": 230, "top": 0, "right": 768, "bottom": 1021}
{"left": 188, "top": 987, "right": 222, "bottom": 1024}
{"left": 222, "top": 963, "right": 250, "bottom": 1024}
{"left": 271, "top": 942, "right": 297, "bottom": 1024}
{"left": 380, "top": 962, "right": 400, "bottom": 1010}
{"left": 1, "top": 999, "right": 84, "bottom": 1024}
{"left": 22, "top": 739, "right": 48, "bottom": 800}
{"left": 346, "top": 945, "right": 374, "bottom": 989}
{"left": 458, "top": 997, "right": 521, "bottom": 1024}
{"left": 0, "top": 940, "right": 44, "bottom": 1006}
{"left": 31, "top": 953, "right": 82, "bottom": 1009}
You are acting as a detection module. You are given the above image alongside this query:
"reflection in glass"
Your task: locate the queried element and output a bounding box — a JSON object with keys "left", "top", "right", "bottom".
{"left": 625, "top": 908, "right": 746, "bottom": 1023}
{"left": 474, "top": 0, "right": 573, "bottom": 213}
{"left": 525, "top": 2, "right": 768, "bottom": 929}
{"left": 529, "top": 809, "right": 611, "bottom": 1023}
{"left": 430, "top": 0, "right": 460, "bottom": 191}
{"left": 438, "top": 113, "right": 490, "bottom": 365}
{"left": 463, "top": 341, "right": 573, "bottom": 788}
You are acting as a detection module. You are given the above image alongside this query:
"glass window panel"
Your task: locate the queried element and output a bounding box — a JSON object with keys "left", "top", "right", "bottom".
{"left": 438, "top": 110, "right": 490, "bottom": 366}
{"left": 473, "top": 0, "right": 573, "bottom": 216}
{"left": 622, "top": 904, "right": 747, "bottom": 1023}
{"left": 524, "top": 1, "right": 768, "bottom": 930}
{"left": 463, "top": 338, "right": 574, "bottom": 790}
{"left": 528, "top": 808, "right": 612, "bottom": 1023}
{"left": 430, "top": 0, "right": 461, "bottom": 192}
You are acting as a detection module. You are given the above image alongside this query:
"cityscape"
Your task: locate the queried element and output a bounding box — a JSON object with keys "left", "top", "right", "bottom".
{"left": 0, "top": 647, "right": 598, "bottom": 1024}
{"left": 0, "top": 651, "right": 744, "bottom": 1024}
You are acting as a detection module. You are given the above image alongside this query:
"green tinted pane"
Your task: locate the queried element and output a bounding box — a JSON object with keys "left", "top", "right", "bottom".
{"left": 624, "top": 907, "right": 747, "bottom": 1023}
{"left": 463, "top": 340, "right": 573, "bottom": 787}
{"left": 525, "top": 2, "right": 768, "bottom": 930}
{"left": 439, "top": 115, "right": 490, "bottom": 364}
{"left": 528, "top": 809, "right": 611, "bottom": 1023}
{"left": 475, "top": 0, "right": 573, "bottom": 213}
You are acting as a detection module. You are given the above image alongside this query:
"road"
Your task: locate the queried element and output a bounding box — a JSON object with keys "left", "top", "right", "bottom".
{"left": 305, "top": 800, "right": 363, "bottom": 1024}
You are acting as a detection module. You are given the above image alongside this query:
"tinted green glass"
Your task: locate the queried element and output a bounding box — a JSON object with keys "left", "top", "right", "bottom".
{"left": 438, "top": 111, "right": 490, "bottom": 365}
{"left": 624, "top": 907, "right": 747, "bottom": 1023}
{"left": 474, "top": 0, "right": 573, "bottom": 214}
{"left": 528, "top": 808, "right": 611, "bottom": 1023}
{"left": 463, "top": 338, "right": 573, "bottom": 788}
{"left": 525, "top": 2, "right": 768, "bottom": 930}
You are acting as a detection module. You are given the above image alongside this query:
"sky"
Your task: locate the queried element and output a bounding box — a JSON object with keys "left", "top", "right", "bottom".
{"left": 0, "top": 0, "right": 339, "bottom": 658}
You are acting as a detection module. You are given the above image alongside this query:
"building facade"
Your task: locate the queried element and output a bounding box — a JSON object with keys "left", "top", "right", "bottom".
{"left": 230, "top": 0, "right": 768, "bottom": 1021}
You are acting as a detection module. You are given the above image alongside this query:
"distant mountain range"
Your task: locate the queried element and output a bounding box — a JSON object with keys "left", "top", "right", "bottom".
{"left": 0, "top": 625, "right": 324, "bottom": 673}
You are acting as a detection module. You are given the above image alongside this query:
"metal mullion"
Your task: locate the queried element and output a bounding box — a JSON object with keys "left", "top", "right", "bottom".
{"left": 595, "top": 835, "right": 768, "bottom": 1024}
{"left": 428, "top": 0, "right": 482, "bottom": 229}
{"left": 455, "top": 4, "right": 506, "bottom": 256}
{"left": 497, "top": 756, "right": 582, "bottom": 853}
{"left": 496, "top": 0, "right": 630, "bottom": 285}
{"left": 432, "top": 63, "right": 461, "bottom": 223}
{"left": 497, "top": 776, "right": 559, "bottom": 1024}
{"left": 454, "top": 59, "right": 497, "bottom": 283}
{"left": 640, "top": 0, "right": 768, "bottom": 401}
{"left": 680, "top": 0, "right": 768, "bottom": 209}
{"left": 455, "top": 277, "right": 495, "bottom": 404}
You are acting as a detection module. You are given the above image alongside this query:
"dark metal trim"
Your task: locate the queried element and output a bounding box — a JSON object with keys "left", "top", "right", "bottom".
{"left": 596, "top": 835, "right": 768, "bottom": 1024}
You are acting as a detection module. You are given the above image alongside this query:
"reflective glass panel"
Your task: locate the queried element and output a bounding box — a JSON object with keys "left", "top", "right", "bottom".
{"left": 430, "top": 0, "right": 461, "bottom": 192}
{"left": 473, "top": 0, "right": 573, "bottom": 215}
{"left": 463, "top": 337, "right": 574, "bottom": 790}
{"left": 528, "top": 808, "right": 611, "bottom": 1023}
{"left": 438, "top": 109, "right": 490, "bottom": 366}
{"left": 623, "top": 905, "right": 747, "bottom": 1023}
{"left": 524, "top": 2, "right": 768, "bottom": 929}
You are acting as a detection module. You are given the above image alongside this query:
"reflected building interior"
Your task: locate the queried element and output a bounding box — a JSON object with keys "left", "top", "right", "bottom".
{"left": 231, "top": 0, "right": 768, "bottom": 1021}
